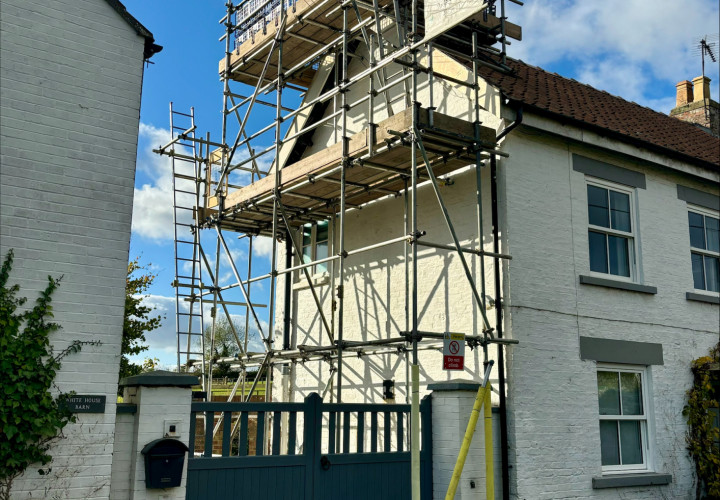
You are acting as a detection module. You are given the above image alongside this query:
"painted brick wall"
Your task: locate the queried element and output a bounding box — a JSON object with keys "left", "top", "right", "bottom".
{"left": 0, "top": 0, "right": 146, "bottom": 497}
{"left": 275, "top": 163, "right": 502, "bottom": 407}
{"left": 500, "top": 128, "right": 719, "bottom": 499}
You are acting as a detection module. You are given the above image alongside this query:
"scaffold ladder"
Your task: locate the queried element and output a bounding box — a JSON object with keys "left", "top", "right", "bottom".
{"left": 168, "top": 103, "right": 206, "bottom": 388}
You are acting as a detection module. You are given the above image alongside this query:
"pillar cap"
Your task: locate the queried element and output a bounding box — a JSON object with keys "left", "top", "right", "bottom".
{"left": 428, "top": 379, "right": 481, "bottom": 392}
{"left": 119, "top": 370, "right": 199, "bottom": 388}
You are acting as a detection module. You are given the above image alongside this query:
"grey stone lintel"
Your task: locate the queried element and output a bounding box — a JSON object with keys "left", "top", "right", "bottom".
{"left": 677, "top": 185, "right": 720, "bottom": 211}
{"left": 119, "top": 370, "right": 199, "bottom": 388}
{"left": 592, "top": 473, "right": 672, "bottom": 489}
{"left": 580, "top": 337, "right": 664, "bottom": 365}
{"left": 686, "top": 291, "right": 720, "bottom": 305}
{"left": 579, "top": 275, "right": 657, "bottom": 294}
{"left": 573, "top": 154, "right": 646, "bottom": 189}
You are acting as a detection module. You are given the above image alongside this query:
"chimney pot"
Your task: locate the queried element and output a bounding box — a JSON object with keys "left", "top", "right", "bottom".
{"left": 675, "top": 80, "right": 693, "bottom": 107}
{"left": 691, "top": 75, "right": 711, "bottom": 102}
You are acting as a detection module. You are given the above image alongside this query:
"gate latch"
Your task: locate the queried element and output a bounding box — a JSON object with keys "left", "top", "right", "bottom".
{"left": 320, "top": 456, "right": 331, "bottom": 471}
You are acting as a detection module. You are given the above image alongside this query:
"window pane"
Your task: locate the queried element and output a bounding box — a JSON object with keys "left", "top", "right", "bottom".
{"left": 689, "top": 212, "right": 706, "bottom": 249}
{"left": 706, "top": 216, "right": 719, "bottom": 253}
{"left": 316, "top": 221, "right": 329, "bottom": 243}
{"left": 589, "top": 231, "right": 608, "bottom": 273}
{"left": 597, "top": 371, "right": 620, "bottom": 415}
{"left": 599, "top": 421, "right": 620, "bottom": 466}
{"left": 692, "top": 253, "right": 706, "bottom": 290}
{"left": 608, "top": 235, "right": 630, "bottom": 277}
{"left": 302, "top": 225, "right": 312, "bottom": 247}
{"left": 302, "top": 245, "right": 312, "bottom": 264}
{"left": 620, "top": 372, "right": 643, "bottom": 415}
{"left": 316, "top": 241, "right": 328, "bottom": 273}
{"left": 609, "top": 191, "right": 631, "bottom": 232}
{"left": 619, "top": 421, "right": 643, "bottom": 465}
{"left": 705, "top": 255, "right": 719, "bottom": 292}
{"left": 588, "top": 185, "right": 610, "bottom": 228}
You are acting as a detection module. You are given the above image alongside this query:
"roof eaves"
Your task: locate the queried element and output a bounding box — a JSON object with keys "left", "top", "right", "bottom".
{"left": 518, "top": 102, "right": 720, "bottom": 173}
{"left": 103, "top": 0, "right": 162, "bottom": 60}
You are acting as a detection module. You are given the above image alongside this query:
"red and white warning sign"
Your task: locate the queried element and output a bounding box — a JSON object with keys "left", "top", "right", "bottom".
{"left": 443, "top": 333, "right": 465, "bottom": 371}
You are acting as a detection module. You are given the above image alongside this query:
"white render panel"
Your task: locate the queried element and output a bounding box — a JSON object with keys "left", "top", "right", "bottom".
{"left": 0, "top": 0, "right": 146, "bottom": 497}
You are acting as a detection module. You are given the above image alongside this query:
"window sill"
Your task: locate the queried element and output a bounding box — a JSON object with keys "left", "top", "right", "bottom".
{"left": 686, "top": 291, "right": 720, "bottom": 305}
{"left": 579, "top": 275, "right": 657, "bottom": 294}
{"left": 592, "top": 473, "right": 672, "bottom": 489}
{"left": 292, "top": 273, "right": 330, "bottom": 291}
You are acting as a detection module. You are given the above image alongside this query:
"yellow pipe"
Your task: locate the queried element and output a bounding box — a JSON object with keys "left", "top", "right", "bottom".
{"left": 484, "top": 384, "right": 494, "bottom": 500}
{"left": 444, "top": 385, "right": 487, "bottom": 500}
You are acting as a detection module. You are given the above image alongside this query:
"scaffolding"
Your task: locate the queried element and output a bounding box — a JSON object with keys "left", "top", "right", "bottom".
{"left": 156, "top": 0, "right": 522, "bottom": 494}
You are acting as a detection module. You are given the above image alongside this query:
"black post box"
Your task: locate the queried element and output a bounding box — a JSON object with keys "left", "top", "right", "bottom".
{"left": 141, "top": 438, "right": 189, "bottom": 489}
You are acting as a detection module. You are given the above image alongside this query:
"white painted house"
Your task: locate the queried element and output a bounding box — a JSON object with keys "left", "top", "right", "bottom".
{"left": 273, "top": 46, "right": 720, "bottom": 499}
{"left": 0, "top": 1, "right": 159, "bottom": 498}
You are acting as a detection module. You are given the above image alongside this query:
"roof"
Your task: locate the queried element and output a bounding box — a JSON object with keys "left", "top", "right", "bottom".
{"left": 476, "top": 57, "right": 720, "bottom": 171}
{"left": 103, "top": 0, "right": 162, "bottom": 59}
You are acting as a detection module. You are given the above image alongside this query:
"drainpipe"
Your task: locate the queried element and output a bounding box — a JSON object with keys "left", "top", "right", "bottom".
{"left": 497, "top": 103, "right": 523, "bottom": 141}
{"left": 491, "top": 102, "right": 521, "bottom": 500}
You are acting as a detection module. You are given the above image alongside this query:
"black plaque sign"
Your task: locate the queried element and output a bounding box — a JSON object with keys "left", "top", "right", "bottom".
{"left": 66, "top": 395, "right": 106, "bottom": 413}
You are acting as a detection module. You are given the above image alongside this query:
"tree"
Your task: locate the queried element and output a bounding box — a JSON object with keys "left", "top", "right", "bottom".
{"left": 0, "top": 250, "right": 98, "bottom": 499}
{"left": 201, "top": 318, "right": 246, "bottom": 378}
{"left": 120, "top": 258, "right": 163, "bottom": 382}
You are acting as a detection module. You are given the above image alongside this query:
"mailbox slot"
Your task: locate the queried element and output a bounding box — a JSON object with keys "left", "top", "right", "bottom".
{"left": 141, "top": 438, "right": 189, "bottom": 489}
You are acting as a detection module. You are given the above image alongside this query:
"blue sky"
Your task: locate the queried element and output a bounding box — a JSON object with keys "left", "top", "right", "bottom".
{"left": 122, "top": 0, "right": 719, "bottom": 367}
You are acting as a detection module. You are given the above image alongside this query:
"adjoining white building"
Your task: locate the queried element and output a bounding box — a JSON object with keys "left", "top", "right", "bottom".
{"left": 274, "top": 52, "right": 719, "bottom": 498}
{"left": 0, "top": 1, "right": 159, "bottom": 498}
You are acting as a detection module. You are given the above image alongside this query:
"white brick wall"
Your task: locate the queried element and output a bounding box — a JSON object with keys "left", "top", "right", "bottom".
{"left": 500, "top": 129, "right": 719, "bottom": 499}
{"left": 0, "top": 0, "right": 146, "bottom": 497}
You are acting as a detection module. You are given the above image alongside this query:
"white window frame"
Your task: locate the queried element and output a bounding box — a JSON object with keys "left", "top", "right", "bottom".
{"left": 586, "top": 178, "right": 638, "bottom": 283}
{"left": 596, "top": 364, "right": 653, "bottom": 474}
{"left": 296, "top": 221, "right": 330, "bottom": 279}
{"left": 687, "top": 204, "right": 720, "bottom": 294}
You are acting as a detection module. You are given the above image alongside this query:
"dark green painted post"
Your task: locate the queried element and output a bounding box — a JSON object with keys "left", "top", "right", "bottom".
{"left": 420, "top": 395, "right": 433, "bottom": 500}
{"left": 303, "top": 393, "right": 322, "bottom": 500}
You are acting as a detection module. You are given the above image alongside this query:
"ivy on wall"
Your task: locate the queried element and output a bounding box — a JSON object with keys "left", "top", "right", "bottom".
{"left": 0, "top": 250, "right": 99, "bottom": 500}
{"left": 683, "top": 341, "right": 720, "bottom": 500}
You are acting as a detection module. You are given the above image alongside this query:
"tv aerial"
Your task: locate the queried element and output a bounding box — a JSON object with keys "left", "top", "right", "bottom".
{"left": 692, "top": 34, "right": 718, "bottom": 79}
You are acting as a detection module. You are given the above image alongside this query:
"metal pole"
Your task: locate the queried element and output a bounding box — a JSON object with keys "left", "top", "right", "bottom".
{"left": 216, "top": 227, "right": 269, "bottom": 345}
{"left": 275, "top": 200, "right": 334, "bottom": 342}
{"left": 415, "top": 132, "right": 493, "bottom": 333}
{"left": 409, "top": 0, "right": 421, "bottom": 494}
{"left": 336, "top": 1, "right": 349, "bottom": 404}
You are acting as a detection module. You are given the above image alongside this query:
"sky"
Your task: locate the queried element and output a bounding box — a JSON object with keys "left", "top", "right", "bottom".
{"left": 121, "top": 0, "right": 720, "bottom": 368}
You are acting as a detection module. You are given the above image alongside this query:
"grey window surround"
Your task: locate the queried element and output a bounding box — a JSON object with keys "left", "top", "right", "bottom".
{"left": 592, "top": 473, "right": 672, "bottom": 489}
{"left": 579, "top": 275, "right": 657, "bottom": 294}
{"left": 677, "top": 185, "right": 720, "bottom": 211}
{"left": 573, "top": 154, "right": 646, "bottom": 189}
{"left": 580, "top": 336, "right": 664, "bottom": 365}
{"left": 686, "top": 291, "right": 720, "bottom": 305}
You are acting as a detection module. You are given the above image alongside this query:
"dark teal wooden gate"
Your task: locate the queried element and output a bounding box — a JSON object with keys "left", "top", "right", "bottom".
{"left": 186, "top": 393, "right": 432, "bottom": 499}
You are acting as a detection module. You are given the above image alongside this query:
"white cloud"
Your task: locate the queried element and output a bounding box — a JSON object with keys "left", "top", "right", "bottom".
{"left": 132, "top": 123, "right": 198, "bottom": 242}
{"left": 253, "top": 236, "right": 275, "bottom": 258}
{"left": 509, "top": 0, "right": 720, "bottom": 110}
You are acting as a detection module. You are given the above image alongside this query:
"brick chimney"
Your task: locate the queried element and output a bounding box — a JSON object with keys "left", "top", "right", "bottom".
{"left": 675, "top": 80, "right": 693, "bottom": 106}
{"left": 692, "top": 75, "right": 711, "bottom": 101}
{"left": 670, "top": 75, "right": 719, "bottom": 136}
